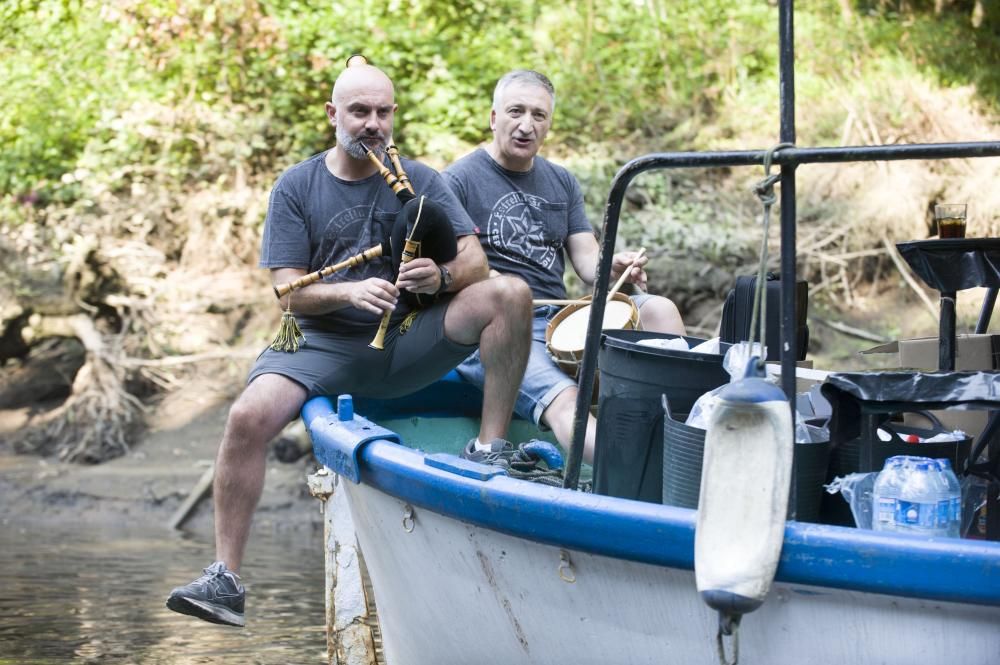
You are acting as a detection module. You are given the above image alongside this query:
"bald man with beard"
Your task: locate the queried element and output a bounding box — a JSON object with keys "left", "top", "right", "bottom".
{"left": 165, "top": 60, "right": 532, "bottom": 627}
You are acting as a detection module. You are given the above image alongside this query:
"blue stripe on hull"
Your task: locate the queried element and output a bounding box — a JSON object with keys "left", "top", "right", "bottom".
{"left": 304, "top": 396, "right": 1000, "bottom": 608}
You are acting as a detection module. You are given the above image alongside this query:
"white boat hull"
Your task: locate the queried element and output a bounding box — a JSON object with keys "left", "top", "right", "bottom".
{"left": 303, "top": 395, "right": 1000, "bottom": 665}
{"left": 343, "top": 479, "right": 1000, "bottom": 665}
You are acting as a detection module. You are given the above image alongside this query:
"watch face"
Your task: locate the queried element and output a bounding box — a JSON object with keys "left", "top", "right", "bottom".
{"left": 438, "top": 265, "right": 452, "bottom": 293}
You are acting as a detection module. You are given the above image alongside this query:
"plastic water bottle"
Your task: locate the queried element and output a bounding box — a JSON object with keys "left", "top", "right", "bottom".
{"left": 934, "top": 459, "right": 962, "bottom": 538}
{"left": 872, "top": 457, "right": 905, "bottom": 532}
{"left": 895, "top": 460, "right": 948, "bottom": 537}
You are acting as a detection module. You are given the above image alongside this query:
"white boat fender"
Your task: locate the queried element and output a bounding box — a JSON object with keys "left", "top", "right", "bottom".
{"left": 694, "top": 357, "right": 793, "bottom": 664}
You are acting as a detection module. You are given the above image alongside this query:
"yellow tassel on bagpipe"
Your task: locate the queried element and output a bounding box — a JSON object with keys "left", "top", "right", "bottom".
{"left": 270, "top": 299, "right": 306, "bottom": 353}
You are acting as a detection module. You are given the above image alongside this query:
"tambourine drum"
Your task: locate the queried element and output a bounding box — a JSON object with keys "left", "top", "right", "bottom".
{"left": 545, "top": 293, "right": 641, "bottom": 380}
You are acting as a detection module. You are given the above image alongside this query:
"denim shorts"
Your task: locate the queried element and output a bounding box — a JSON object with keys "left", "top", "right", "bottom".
{"left": 455, "top": 293, "right": 652, "bottom": 427}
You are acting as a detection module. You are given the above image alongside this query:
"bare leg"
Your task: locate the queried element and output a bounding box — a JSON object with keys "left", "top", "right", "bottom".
{"left": 638, "top": 295, "right": 686, "bottom": 335}
{"left": 541, "top": 386, "right": 597, "bottom": 464}
{"left": 541, "top": 294, "right": 685, "bottom": 465}
{"left": 214, "top": 373, "right": 306, "bottom": 573}
{"left": 444, "top": 275, "right": 532, "bottom": 442}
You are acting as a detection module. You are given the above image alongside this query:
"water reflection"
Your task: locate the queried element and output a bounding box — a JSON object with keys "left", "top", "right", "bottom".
{"left": 0, "top": 520, "right": 327, "bottom": 664}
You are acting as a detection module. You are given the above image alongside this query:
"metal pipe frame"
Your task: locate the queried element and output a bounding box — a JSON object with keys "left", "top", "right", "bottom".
{"left": 561, "top": 1, "right": 1000, "bottom": 490}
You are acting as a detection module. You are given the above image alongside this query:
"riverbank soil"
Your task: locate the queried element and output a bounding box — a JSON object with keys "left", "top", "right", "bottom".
{"left": 0, "top": 361, "right": 322, "bottom": 536}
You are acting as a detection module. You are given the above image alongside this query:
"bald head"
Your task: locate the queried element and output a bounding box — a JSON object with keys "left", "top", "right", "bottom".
{"left": 326, "top": 63, "right": 397, "bottom": 162}
{"left": 332, "top": 64, "right": 395, "bottom": 105}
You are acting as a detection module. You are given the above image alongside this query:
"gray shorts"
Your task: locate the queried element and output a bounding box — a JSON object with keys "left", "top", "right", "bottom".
{"left": 249, "top": 297, "right": 478, "bottom": 399}
{"left": 456, "top": 293, "right": 652, "bottom": 427}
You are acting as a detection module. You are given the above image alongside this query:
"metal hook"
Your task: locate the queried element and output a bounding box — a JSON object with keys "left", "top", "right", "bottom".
{"left": 715, "top": 611, "right": 741, "bottom": 665}
{"left": 558, "top": 549, "right": 576, "bottom": 583}
{"left": 402, "top": 504, "right": 415, "bottom": 533}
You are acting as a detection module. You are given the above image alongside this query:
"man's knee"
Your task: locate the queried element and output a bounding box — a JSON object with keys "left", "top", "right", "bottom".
{"left": 227, "top": 397, "right": 278, "bottom": 445}
{"left": 640, "top": 295, "right": 686, "bottom": 334}
{"left": 655, "top": 295, "right": 682, "bottom": 319}
{"left": 487, "top": 275, "right": 532, "bottom": 317}
{"left": 225, "top": 378, "right": 303, "bottom": 445}
{"left": 446, "top": 275, "right": 531, "bottom": 344}
{"left": 541, "top": 385, "right": 577, "bottom": 427}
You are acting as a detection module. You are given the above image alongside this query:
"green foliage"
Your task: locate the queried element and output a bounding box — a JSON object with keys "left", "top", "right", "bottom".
{"left": 1, "top": 0, "right": 997, "bottom": 208}
{"left": 0, "top": 1, "right": 128, "bottom": 197}
{"left": 858, "top": 3, "right": 1000, "bottom": 103}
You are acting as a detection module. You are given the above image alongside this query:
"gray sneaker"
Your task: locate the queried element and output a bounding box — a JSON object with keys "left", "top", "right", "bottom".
{"left": 166, "top": 561, "right": 246, "bottom": 627}
{"left": 461, "top": 438, "right": 515, "bottom": 469}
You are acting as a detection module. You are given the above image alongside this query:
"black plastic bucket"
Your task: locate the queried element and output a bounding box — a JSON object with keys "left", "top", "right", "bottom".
{"left": 662, "top": 401, "right": 706, "bottom": 509}
{"left": 662, "top": 396, "right": 831, "bottom": 522}
{"left": 794, "top": 437, "right": 831, "bottom": 523}
{"left": 593, "top": 331, "right": 730, "bottom": 503}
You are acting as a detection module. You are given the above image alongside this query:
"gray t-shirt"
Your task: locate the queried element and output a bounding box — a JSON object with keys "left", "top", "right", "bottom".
{"left": 442, "top": 149, "right": 592, "bottom": 300}
{"left": 260, "top": 150, "right": 475, "bottom": 332}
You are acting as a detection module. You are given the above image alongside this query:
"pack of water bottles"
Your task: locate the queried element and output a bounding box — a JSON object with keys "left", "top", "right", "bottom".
{"left": 872, "top": 455, "right": 962, "bottom": 537}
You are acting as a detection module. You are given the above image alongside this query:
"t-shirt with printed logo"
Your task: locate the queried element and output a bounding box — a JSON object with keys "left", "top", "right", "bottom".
{"left": 260, "top": 150, "right": 475, "bottom": 332}
{"left": 442, "top": 149, "right": 593, "bottom": 301}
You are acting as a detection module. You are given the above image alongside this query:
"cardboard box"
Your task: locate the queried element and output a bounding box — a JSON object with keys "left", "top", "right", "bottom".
{"left": 765, "top": 363, "right": 828, "bottom": 393}
{"left": 863, "top": 334, "right": 1000, "bottom": 438}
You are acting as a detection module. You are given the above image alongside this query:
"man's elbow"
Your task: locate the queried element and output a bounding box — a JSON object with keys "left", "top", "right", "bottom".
{"left": 457, "top": 237, "right": 490, "bottom": 284}
{"left": 457, "top": 259, "right": 489, "bottom": 285}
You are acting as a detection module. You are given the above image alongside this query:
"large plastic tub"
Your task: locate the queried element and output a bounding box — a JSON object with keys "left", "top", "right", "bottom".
{"left": 592, "top": 331, "right": 730, "bottom": 503}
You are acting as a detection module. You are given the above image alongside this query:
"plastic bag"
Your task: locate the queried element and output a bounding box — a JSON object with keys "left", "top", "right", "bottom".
{"left": 962, "top": 474, "right": 991, "bottom": 538}
{"left": 796, "top": 418, "right": 829, "bottom": 444}
{"left": 722, "top": 341, "right": 766, "bottom": 379}
{"left": 825, "top": 472, "right": 878, "bottom": 529}
{"left": 636, "top": 337, "right": 690, "bottom": 351}
{"left": 685, "top": 341, "right": 764, "bottom": 428}
{"left": 689, "top": 337, "right": 721, "bottom": 355}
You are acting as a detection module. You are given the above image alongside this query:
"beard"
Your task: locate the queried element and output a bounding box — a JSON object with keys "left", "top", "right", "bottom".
{"left": 337, "top": 125, "right": 388, "bottom": 160}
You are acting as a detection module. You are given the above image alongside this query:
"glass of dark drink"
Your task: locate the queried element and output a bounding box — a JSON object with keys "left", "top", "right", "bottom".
{"left": 935, "top": 203, "right": 967, "bottom": 239}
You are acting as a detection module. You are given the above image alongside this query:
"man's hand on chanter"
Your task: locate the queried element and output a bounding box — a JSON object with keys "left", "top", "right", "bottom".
{"left": 396, "top": 257, "right": 443, "bottom": 295}
{"left": 350, "top": 278, "right": 399, "bottom": 314}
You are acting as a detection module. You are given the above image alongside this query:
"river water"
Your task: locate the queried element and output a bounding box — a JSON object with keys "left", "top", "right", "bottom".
{"left": 0, "top": 520, "right": 327, "bottom": 664}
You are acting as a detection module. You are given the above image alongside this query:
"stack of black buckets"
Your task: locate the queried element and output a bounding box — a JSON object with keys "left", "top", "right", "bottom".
{"left": 593, "top": 329, "right": 830, "bottom": 522}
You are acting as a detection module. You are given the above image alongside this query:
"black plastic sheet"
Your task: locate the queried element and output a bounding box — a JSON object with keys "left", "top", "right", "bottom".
{"left": 896, "top": 238, "right": 1000, "bottom": 293}
{"left": 821, "top": 370, "right": 1000, "bottom": 443}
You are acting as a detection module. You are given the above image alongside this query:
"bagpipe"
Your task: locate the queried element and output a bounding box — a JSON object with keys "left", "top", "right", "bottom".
{"left": 269, "top": 144, "right": 458, "bottom": 352}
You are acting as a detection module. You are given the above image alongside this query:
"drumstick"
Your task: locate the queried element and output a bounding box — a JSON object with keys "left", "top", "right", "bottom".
{"left": 533, "top": 298, "right": 589, "bottom": 306}
{"left": 606, "top": 247, "right": 647, "bottom": 302}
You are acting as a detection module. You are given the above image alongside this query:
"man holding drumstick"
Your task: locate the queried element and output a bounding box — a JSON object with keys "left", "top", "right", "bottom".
{"left": 444, "top": 69, "right": 685, "bottom": 464}
{"left": 165, "top": 58, "right": 533, "bottom": 628}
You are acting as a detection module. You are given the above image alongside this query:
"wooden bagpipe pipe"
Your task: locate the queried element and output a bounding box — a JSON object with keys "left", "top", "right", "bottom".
{"left": 269, "top": 145, "right": 458, "bottom": 352}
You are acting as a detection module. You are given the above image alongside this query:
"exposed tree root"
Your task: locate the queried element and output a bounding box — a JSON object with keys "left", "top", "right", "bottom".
{"left": 12, "top": 315, "right": 147, "bottom": 464}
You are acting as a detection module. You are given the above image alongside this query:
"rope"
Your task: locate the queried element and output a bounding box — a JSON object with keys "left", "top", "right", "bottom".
{"left": 747, "top": 142, "right": 794, "bottom": 360}
{"left": 487, "top": 443, "right": 592, "bottom": 490}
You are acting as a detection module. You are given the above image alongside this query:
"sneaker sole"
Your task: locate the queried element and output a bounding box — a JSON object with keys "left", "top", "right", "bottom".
{"left": 166, "top": 595, "right": 245, "bottom": 627}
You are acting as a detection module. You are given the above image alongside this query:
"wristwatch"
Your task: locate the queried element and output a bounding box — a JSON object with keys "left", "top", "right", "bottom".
{"left": 436, "top": 264, "right": 453, "bottom": 294}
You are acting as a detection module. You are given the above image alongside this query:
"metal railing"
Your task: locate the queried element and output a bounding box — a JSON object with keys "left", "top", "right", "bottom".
{"left": 563, "top": 0, "right": 1000, "bottom": 490}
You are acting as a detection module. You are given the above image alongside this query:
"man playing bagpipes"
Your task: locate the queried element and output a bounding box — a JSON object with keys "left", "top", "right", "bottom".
{"left": 443, "top": 70, "right": 686, "bottom": 465}
{"left": 166, "top": 58, "right": 533, "bottom": 628}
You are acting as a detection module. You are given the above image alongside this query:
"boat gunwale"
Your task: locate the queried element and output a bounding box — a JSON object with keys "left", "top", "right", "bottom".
{"left": 304, "top": 397, "right": 1000, "bottom": 609}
